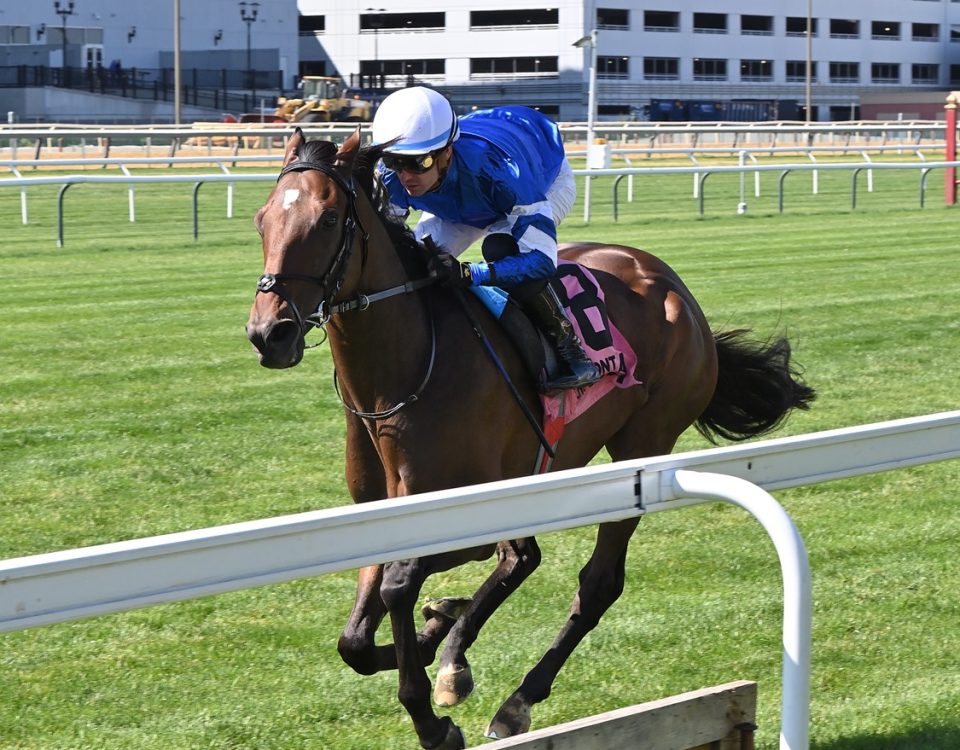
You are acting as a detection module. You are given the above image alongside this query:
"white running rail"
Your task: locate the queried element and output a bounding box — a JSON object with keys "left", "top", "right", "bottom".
{"left": 2, "top": 410, "right": 959, "bottom": 750}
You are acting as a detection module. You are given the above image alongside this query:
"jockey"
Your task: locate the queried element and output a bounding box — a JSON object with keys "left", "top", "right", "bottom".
{"left": 371, "top": 86, "right": 600, "bottom": 391}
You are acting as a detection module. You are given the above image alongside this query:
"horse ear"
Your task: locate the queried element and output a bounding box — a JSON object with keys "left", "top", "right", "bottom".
{"left": 335, "top": 127, "right": 362, "bottom": 169}
{"left": 283, "top": 127, "right": 304, "bottom": 167}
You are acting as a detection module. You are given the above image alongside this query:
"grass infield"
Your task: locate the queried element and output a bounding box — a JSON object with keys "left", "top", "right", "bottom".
{"left": 0, "top": 162, "right": 958, "bottom": 749}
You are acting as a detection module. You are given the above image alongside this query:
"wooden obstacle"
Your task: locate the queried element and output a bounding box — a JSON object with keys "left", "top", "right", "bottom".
{"left": 471, "top": 681, "right": 757, "bottom": 750}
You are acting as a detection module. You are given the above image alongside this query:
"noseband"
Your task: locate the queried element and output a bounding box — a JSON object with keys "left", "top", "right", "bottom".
{"left": 255, "top": 158, "right": 368, "bottom": 332}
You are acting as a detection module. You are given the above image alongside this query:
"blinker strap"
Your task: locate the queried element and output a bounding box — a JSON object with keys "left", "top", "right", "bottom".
{"left": 279, "top": 160, "right": 355, "bottom": 197}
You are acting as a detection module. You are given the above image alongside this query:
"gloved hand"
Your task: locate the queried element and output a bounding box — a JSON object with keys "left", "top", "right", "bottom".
{"left": 428, "top": 252, "right": 473, "bottom": 288}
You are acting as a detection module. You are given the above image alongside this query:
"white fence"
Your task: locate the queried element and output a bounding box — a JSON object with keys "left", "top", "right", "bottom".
{"left": 4, "top": 159, "right": 960, "bottom": 245}
{"left": 3, "top": 410, "right": 959, "bottom": 750}
{"left": 0, "top": 120, "right": 948, "bottom": 146}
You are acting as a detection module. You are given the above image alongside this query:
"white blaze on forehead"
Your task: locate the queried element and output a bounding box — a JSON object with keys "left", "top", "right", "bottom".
{"left": 282, "top": 189, "right": 301, "bottom": 210}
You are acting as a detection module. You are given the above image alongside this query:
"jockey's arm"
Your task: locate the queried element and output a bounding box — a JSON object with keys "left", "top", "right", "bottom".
{"left": 467, "top": 197, "right": 559, "bottom": 287}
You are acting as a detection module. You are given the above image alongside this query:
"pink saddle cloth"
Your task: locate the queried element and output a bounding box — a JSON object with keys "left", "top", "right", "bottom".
{"left": 534, "top": 262, "right": 643, "bottom": 473}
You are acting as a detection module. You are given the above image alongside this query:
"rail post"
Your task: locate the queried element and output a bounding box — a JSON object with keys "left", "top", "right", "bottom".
{"left": 946, "top": 92, "right": 958, "bottom": 205}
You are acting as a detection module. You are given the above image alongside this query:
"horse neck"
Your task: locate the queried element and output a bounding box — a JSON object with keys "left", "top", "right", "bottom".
{"left": 325, "top": 201, "right": 432, "bottom": 408}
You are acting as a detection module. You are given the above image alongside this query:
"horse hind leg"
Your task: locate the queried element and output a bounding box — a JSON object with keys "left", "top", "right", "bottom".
{"left": 486, "top": 519, "right": 637, "bottom": 739}
{"left": 433, "top": 537, "right": 542, "bottom": 707}
{"left": 339, "top": 558, "right": 491, "bottom": 676}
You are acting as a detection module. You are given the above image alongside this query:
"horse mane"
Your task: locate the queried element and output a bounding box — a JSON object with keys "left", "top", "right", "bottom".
{"left": 291, "top": 136, "right": 430, "bottom": 278}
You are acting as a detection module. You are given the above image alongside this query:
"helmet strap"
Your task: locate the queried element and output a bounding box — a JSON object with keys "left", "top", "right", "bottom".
{"left": 428, "top": 145, "right": 454, "bottom": 193}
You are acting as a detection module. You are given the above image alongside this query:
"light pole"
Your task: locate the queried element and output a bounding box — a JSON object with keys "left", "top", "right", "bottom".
{"left": 53, "top": 1, "right": 75, "bottom": 82}
{"left": 573, "top": 29, "right": 598, "bottom": 222}
{"left": 365, "top": 8, "right": 386, "bottom": 89}
{"left": 239, "top": 1, "right": 259, "bottom": 88}
{"left": 805, "top": 0, "right": 812, "bottom": 124}
{"left": 174, "top": 0, "right": 181, "bottom": 124}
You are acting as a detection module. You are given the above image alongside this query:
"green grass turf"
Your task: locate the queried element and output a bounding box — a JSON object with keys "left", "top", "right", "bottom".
{"left": 0, "top": 161, "right": 958, "bottom": 749}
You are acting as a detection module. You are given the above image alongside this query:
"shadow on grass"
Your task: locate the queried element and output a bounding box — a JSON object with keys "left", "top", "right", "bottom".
{"left": 813, "top": 725, "right": 960, "bottom": 750}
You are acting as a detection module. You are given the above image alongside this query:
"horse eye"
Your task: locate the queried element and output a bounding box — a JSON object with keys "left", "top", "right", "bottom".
{"left": 321, "top": 211, "right": 339, "bottom": 228}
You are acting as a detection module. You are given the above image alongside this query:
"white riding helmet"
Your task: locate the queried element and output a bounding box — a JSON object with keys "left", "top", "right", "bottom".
{"left": 371, "top": 86, "right": 460, "bottom": 155}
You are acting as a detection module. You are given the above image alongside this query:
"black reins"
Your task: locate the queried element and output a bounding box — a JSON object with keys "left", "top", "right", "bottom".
{"left": 255, "top": 155, "right": 437, "bottom": 421}
{"left": 254, "top": 153, "right": 558, "bottom": 457}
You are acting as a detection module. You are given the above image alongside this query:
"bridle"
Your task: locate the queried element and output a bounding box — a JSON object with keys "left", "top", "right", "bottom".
{"left": 254, "top": 155, "right": 437, "bottom": 420}
{"left": 255, "top": 158, "right": 367, "bottom": 333}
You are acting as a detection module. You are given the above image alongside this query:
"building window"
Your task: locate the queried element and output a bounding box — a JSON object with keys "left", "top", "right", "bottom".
{"left": 830, "top": 19, "right": 859, "bottom": 39}
{"left": 598, "top": 55, "right": 629, "bottom": 78}
{"left": 741, "top": 15, "right": 773, "bottom": 36}
{"left": 597, "top": 8, "right": 628, "bottom": 30}
{"left": 470, "top": 10, "right": 552, "bottom": 30}
{"left": 470, "top": 56, "right": 558, "bottom": 78}
{"left": 740, "top": 59, "right": 772, "bottom": 81}
{"left": 364, "top": 12, "right": 443, "bottom": 31}
{"left": 643, "top": 57, "right": 679, "bottom": 80}
{"left": 786, "top": 17, "right": 817, "bottom": 37}
{"left": 871, "top": 21, "right": 900, "bottom": 40}
{"left": 693, "top": 58, "right": 727, "bottom": 80}
{"left": 644, "top": 10, "right": 678, "bottom": 32}
{"left": 870, "top": 63, "right": 899, "bottom": 83}
{"left": 829, "top": 61, "right": 859, "bottom": 83}
{"left": 911, "top": 64, "right": 939, "bottom": 84}
{"left": 693, "top": 13, "right": 727, "bottom": 34}
{"left": 0, "top": 25, "right": 31, "bottom": 44}
{"left": 599, "top": 104, "right": 633, "bottom": 118}
{"left": 952, "top": 24, "right": 960, "bottom": 42}
{"left": 912, "top": 23, "right": 939, "bottom": 41}
{"left": 786, "top": 60, "right": 816, "bottom": 82}
{"left": 360, "top": 58, "right": 445, "bottom": 79}
{"left": 951, "top": 65, "right": 960, "bottom": 85}
{"left": 299, "top": 14, "right": 325, "bottom": 34}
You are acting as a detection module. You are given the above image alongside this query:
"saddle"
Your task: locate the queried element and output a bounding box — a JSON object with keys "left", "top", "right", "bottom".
{"left": 469, "top": 261, "right": 643, "bottom": 472}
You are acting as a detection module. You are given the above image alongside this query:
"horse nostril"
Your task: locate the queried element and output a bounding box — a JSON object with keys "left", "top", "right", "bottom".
{"left": 267, "top": 319, "right": 301, "bottom": 351}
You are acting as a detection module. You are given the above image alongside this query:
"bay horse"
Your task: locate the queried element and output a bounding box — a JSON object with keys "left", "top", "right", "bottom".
{"left": 246, "top": 128, "right": 814, "bottom": 749}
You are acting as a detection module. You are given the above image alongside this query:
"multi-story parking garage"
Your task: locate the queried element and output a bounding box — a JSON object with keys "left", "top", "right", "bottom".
{"left": 1, "top": 1, "right": 958, "bottom": 121}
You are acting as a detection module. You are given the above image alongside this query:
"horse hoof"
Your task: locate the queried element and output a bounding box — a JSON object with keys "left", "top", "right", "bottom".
{"left": 421, "top": 596, "right": 472, "bottom": 622}
{"left": 423, "top": 716, "right": 466, "bottom": 750}
{"left": 434, "top": 663, "right": 474, "bottom": 707}
{"left": 485, "top": 694, "right": 531, "bottom": 739}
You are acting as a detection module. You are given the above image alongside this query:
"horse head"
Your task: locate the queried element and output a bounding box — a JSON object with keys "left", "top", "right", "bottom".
{"left": 246, "top": 127, "right": 364, "bottom": 368}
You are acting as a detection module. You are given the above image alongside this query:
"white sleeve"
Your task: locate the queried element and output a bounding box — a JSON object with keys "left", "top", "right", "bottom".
{"left": 414, "top": 213, "right": 487, "bottom": 258}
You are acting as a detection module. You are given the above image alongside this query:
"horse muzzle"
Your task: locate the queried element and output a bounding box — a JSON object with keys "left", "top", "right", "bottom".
{"left": 246, "top": 315, "right": 305, "bottom": 369}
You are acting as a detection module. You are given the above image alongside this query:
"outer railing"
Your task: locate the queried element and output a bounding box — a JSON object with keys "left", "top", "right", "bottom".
{"left": 2, "top": 411, "right": 959, "bottom": 750}
{"left": 594, "top": 159, "right": 960, "bottom": 220}
{"left": 0, "top": 120, "right": 948, "bottom": 147}
{"left": 4, "top": 159, "right": 959, "bottom": 244}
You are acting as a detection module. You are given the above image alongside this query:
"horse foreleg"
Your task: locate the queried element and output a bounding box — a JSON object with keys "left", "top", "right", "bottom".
{"left": 382, "top": 557, "right": 468, "bottom": 750}
{"left": 486, "top": 519, "right": 639, "bottom": 739}
{"left": 434, "top": 537, "right": 542, "bottom": 707}
{"left": 337, "top": 564, "right": 394, "bottom": 674}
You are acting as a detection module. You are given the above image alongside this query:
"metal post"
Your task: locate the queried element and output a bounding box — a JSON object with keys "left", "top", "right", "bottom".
{"left": 53, "top": 1, "right": 75, "bottom": 84}
{"left": 805, "top": 0, "right": 812, "bottom": 125}
{"left": 573, "top": 30, "right": 598, "bottom": 223}
{"left": 669, "top": 470, "right": 811, "bottom": 750}
{"left": 239, "top": 2, "right": 260, "bottom": 91}
{"left": 364, "top": 8, "right": 387, "bottom": 88}
{"left": 945, "top": 92, "right": 957, "bottom": 205}
{"left": 173, "top": 0, "right": 181, "bottom": 124}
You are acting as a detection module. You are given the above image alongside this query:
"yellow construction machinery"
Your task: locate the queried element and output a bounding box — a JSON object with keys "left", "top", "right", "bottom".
{"left": 240, "top": 77, "right": 373, "bottom": 123}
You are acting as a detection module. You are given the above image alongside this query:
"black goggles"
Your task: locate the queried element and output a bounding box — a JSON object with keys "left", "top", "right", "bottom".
{"left": 381, "top": 151, "right": 437, "bottom": 174}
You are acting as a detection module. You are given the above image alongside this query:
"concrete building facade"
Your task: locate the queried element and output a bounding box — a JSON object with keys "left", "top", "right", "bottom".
{"left": 299, "top": 0, "right": 960, "bottom": 120}
{"left": 1, "top": 0, "right": 959, "bottom": 121}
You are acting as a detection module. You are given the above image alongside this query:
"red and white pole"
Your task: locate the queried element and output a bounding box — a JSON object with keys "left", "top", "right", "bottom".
{"left": 946, "top": 92, "right": 958, "bottom": 205}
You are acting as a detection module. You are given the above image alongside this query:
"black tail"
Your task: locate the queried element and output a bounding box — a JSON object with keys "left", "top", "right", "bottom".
{"left": 696, "top": 329, "right": 816, "bottom": 444}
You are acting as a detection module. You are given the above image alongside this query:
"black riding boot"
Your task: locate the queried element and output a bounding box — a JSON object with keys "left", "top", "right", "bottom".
{"left": 524, "top": 284, "right": 601, "bottom": 391}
